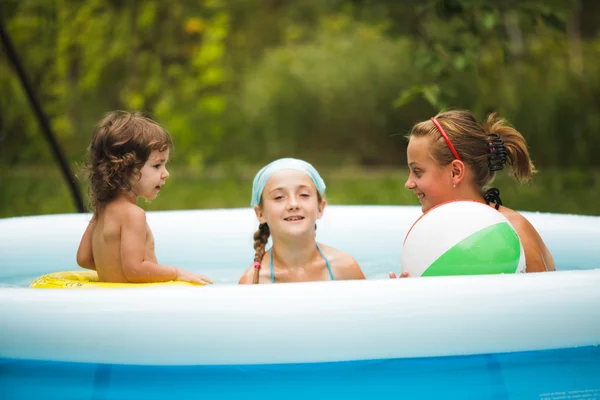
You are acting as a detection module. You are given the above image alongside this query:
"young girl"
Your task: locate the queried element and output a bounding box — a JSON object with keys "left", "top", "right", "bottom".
{"left": 76, "top": 111, "right": 212, "bottom": 285}
{"left": 394, "top": 110, "right": 555, "bottom": 275}
{"left": 238, "top": 158, "right": 366, "bottom": 284}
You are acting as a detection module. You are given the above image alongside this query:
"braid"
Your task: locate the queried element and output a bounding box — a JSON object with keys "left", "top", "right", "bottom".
{"left": 252, "top": 223, "right": 270, "bottom": 284}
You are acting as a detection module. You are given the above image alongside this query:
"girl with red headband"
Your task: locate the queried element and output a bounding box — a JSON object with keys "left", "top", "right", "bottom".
{"left": 393, "top": 110, "right": 555, "bottom": 274}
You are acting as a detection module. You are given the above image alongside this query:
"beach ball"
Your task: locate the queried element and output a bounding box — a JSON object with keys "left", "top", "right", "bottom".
{"left": 401, "top": 201, "right": 526, "bottom": 277}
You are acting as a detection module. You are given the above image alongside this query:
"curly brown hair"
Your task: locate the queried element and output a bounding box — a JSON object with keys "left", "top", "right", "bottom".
{"left": 408, "top": 110, "right": 536, "bottom": 191}
{"left": 84, "top": 111, "right": 173, "bottom": 210}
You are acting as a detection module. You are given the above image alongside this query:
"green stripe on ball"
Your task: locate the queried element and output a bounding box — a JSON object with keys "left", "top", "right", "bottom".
{"left": 422, "top": 222, "right": 521, "bottom": 276}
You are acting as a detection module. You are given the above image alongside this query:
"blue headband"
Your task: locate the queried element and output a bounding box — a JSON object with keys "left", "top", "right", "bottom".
{"left": 250, "top": 158, "right": 326, "bottom": 207}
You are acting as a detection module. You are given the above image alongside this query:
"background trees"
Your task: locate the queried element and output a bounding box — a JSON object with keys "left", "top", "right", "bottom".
{"left": 1, "top": 0, "right": 599, "bottom": 216}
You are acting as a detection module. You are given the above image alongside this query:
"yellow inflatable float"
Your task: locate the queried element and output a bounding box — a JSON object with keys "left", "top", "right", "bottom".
{"left": 30, "top": 270, "right": 201, "bottom": 289}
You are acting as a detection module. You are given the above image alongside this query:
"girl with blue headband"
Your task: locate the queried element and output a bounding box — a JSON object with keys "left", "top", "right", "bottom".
{"left": 238, "top": 158, "right": 366, "bottom": 284}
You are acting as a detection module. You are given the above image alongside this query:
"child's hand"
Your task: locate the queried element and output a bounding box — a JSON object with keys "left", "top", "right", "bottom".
{"left": 389, "top": 271, "right": 410, "bottom": 279}
{"left": 176, "top": 269, "right": 213, "bottom": 285}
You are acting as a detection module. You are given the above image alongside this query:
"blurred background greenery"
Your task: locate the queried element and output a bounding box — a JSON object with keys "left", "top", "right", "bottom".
{"left": 1, "top": 0, "right": 599, "bottom": 217}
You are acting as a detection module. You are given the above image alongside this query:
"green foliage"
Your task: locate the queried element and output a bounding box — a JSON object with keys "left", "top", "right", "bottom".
{"left": 1, "top": 0, "right": 599, "bottom": 217}
{"left": 2, "top": 166, "right": 598, "bottom": 218}
{"left": 238, "top": 15, "right": 414, "bottom": 165}
{"left": 1, "top": 0, "right": 230, "bottom": 166}
{"left": 391, "top": 0, "right": 600, "bottom": 168}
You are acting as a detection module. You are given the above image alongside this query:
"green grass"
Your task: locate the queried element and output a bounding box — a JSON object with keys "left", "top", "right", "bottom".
{"left": 1, "top": 165, "right": 599, "bottom": 218}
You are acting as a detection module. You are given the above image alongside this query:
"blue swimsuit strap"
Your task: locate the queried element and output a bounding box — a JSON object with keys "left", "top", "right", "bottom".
{"left": 270, "top": 243, "right": 335, "bottom": 283}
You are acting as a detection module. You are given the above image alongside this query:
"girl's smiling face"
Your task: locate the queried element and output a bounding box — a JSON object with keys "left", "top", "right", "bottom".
{"left": 255, "top": 169, "right": 325, "bottom": 238}
{"left": 405, "top": 136, "right": 454, "bottom": 212}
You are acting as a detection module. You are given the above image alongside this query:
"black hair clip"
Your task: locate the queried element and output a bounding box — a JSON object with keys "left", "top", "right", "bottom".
{"left": 484, "top": 187, "right": 502, "bottom": 210}
{"left": 487, "top": 133, "right": 507, "bottom": 172}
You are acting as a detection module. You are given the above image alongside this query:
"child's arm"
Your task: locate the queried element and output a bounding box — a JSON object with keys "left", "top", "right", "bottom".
{"left": 510, "top": 216, "right": 556, "bottom": 273}
{"left": 121, "top": 207, "right": 212, "bottom": 284}
{"left": 76, "top": 219, "right": 96, "bottom": 270}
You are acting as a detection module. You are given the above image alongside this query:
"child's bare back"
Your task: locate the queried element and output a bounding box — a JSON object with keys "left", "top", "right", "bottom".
{"left": 90, "top": 199, "right": 157, "bottom": 282}
{"left": 498, "top": 206, "right": 556, "bottom": 272}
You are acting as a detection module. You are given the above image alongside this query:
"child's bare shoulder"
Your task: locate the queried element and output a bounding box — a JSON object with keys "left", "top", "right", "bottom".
{"left": 238, "top": 266, "right": 254, "bottom": 284}
{"left": 318, "top": 244, "right": 353, "bottom": 264}
{"left": 239, "top": 259, "right": 269, "bottom": 284}
{"left": 318, "top": 243, "right": 364, "bottom": 279}
{"left": 498, "top": 206, "right": 555, "bottom": 272}
{"left": 498, "top": 206, "right": 534, "bottom": 232}
{"left": 105, "top": 199, "right": 146, "bottom": 225}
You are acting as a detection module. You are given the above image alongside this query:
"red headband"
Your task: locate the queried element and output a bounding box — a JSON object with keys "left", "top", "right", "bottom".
{"left": 430, "top": 117, "right": 461, "bottom": 161}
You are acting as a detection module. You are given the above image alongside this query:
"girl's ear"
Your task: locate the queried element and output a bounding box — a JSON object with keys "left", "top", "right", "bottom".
{"left": 254, "top": 205, "right": 267, "bottom": 224}
{"left": 450, "top": 160, "right": 466, "bottom": 185}
{"left": 317, "top": 198, "right": 327, "bottom": 219}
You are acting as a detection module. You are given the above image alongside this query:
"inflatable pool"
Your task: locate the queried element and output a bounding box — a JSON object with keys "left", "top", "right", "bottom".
{"left": 1, "top": 206, "right": 599, "bottom": 399}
